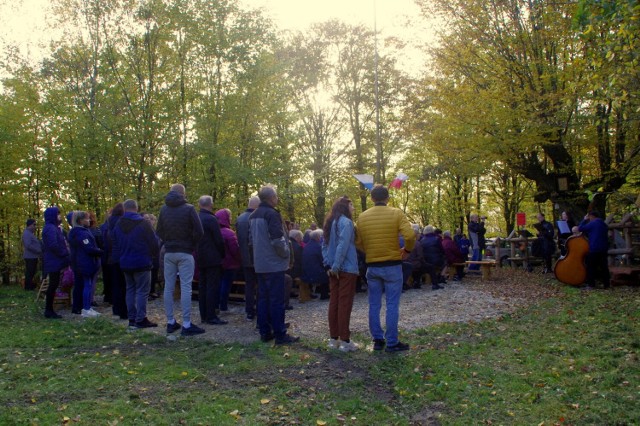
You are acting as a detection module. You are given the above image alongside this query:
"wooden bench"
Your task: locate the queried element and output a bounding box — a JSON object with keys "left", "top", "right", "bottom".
{"left": 609, "top": 266, "right": 640, "bottom": 286}
{"left": 506, "top": 256, "right": 544, "bottom": 272}
{"left": 448, "top": 263, "right": 467, "bottom": 279}
{"left": 190, "top": 280, "right": 247, "bottom": 302}
{"left": 466, "top": 260, "right": 496, "bottom": 281}
{"left": 229, "top": 280, "right": 246, "bottom": 302}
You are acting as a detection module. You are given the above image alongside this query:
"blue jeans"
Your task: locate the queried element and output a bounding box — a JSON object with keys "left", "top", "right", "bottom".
{"left": 124, "top": 270, "right": 151, "bottom": 323}
{"left": 256, "top": 271, "right": 286, "bottom": 338}
{"left": 82, "top": 275, "right": 94, "bottom": 310}
{"left": 469, "top": 248, "right": 482, "bottom": 270}
{"left": 163, "top": 252, "right": 195, "bottom": 325}
{"left": 366, "top": 264, "right": 403, "bottom": 347}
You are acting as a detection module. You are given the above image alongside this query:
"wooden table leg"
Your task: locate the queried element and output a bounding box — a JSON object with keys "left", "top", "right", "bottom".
{"left": 481, "top": 265, "right": 492, "bottom": 281}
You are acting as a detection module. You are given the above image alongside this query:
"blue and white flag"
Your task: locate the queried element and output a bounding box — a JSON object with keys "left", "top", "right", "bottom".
{"left": 353, "top": 174, "right": 374, "bottom": 190}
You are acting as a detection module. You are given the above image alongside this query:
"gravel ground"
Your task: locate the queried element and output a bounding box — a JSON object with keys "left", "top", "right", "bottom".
{"left": 88, "top": 271, "right": 529, "bottom": 345}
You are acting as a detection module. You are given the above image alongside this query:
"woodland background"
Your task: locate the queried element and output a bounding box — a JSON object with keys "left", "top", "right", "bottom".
{"left": 1, "top": 0, "right": 639, "bottom": 283}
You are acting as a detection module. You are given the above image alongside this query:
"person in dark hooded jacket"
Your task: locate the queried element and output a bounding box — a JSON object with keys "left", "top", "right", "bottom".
{"left": 113, "top": 199, "right": 159, "bottom": 328}
{"left": 156, "top": 184, "right": 205, "bottom": 336}
{"left": 68, "top": 211, "right": 103, "bottom": 318}
{"left": 42, "top": 206, "right": 70, "bottom": 319}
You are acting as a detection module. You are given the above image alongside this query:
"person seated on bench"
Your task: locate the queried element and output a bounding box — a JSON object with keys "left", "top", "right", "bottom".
{"left": 420, "top": 225, "right": 445, "bottom": 290}
{"left": 406, "top": 224, "right": 427, "bottom": 289}
{"left": 301, "top": 230, "right": 329, "bottom": 299}
{"left": 442, "top": 230, "right": 465, "bottom": 281}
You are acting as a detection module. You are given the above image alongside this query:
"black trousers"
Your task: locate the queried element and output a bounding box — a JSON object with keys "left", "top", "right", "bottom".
{"left": 199, "top": 266, "right": 221, "bottom": 322}
{"left": 109, "top": 263, "right": 127, "bottom": 317}
{"left": 45, "top": 270, "right": 61, "bottom": 312}
{"left": 585, "top": 251, "right": 610, "bottom": 287}
{"left": 24, "top": 258, "right": 38, "bottom": 290}
{"left": 243, "top": 267, "right": 257, "bottom": 317}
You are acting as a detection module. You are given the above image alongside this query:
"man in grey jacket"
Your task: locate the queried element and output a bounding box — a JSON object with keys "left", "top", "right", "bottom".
{"left": 22, "top": 218, "right": 42, "bottom": 290}
{"left": 249, "top": 185, "right": 299, "bottom": 345}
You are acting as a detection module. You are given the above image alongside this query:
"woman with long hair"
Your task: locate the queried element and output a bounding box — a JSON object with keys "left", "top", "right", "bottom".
{"left": 322, "top": 196, "right": 359, "bottom": 352}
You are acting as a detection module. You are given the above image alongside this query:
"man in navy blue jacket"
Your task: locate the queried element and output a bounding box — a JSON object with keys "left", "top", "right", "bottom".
{"left": 578, "top": 210, "right": 610, "bottom": 289}
{"left": 113, "top": 199, "right": 159, "bottom": 329}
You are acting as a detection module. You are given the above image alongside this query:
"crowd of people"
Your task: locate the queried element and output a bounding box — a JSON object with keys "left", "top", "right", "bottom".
{"left": 21, "top": 184, "right": 613, "bottom": 351}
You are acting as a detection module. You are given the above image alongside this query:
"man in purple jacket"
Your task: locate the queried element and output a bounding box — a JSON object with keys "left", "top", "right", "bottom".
{"left": 113, "top": 199, "right": 159, "bottom": 329}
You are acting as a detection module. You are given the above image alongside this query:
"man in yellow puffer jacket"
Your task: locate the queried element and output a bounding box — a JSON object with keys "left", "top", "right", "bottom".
{"left": 356, "top": 184, "right": 415, "bottom": 352}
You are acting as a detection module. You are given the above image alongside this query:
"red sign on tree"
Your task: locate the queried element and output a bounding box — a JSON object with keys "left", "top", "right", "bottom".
{"left": 516, "top": 212, "right": 526, "bottom": 227}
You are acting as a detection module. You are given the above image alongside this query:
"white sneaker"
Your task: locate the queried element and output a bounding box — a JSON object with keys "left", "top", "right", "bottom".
{"left": 81, "top": 308, "right": 99, "bottom": 318}
{"left": 328, "top": 338, "right": 340, "bottom": 350}
{"left": 338, "top": 340, "right": 359, "bottom": 352}
{"left": 89, "top": 308, "right": 101, "bottom": 317}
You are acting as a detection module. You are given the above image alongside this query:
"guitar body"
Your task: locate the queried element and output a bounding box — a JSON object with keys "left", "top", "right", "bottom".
{"left": 554, "top": 235, "right": 589, "bottom": 286}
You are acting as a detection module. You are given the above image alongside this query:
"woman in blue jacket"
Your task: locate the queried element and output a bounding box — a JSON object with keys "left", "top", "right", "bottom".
{"left": 322, "top": 196, "right": 359, "bottom": 352}
{"left": 42, "top": 206, "right": 70, "bottom": 319}
{"left": 68, "top": 211, "right": 103, "bottom": 318}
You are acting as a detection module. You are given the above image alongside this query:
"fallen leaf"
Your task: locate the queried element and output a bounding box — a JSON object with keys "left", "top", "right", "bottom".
{"left": 260, "top": 399, "right": 270, "bottom": 405}
{"left": 317, "top": 421, "right": 327, "bottom": 426}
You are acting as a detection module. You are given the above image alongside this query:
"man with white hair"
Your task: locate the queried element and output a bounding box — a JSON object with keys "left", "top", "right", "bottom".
{"left": 249, "top": 185, "right": 299, "bottom": 345}
{"left": 196, "top": 195, "right": 227, "bottom": 325}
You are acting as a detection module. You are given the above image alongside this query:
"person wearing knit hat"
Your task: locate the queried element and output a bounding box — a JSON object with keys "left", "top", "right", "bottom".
{"left": 22, "top": 218, "right": 42, "bottom": 290}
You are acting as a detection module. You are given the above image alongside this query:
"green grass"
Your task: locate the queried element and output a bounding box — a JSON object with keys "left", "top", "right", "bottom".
{"left": 1, "top": 282, "right": 638, "bottom": 425}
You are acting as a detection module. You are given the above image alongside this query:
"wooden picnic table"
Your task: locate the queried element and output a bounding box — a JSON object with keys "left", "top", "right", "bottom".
{"left": 466, "top": 260, "right": 496, "bottom": 281}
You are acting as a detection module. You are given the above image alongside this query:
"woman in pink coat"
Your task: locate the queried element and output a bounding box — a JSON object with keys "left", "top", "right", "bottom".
{"left": 215, "top": 208, "right": 241, "bottom": 311}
